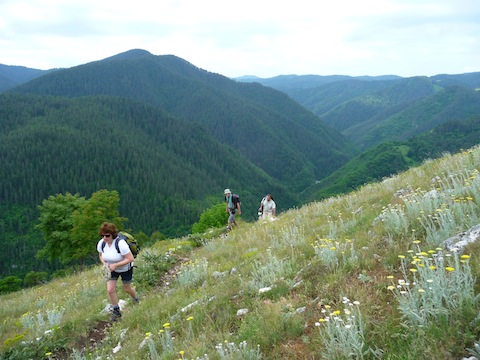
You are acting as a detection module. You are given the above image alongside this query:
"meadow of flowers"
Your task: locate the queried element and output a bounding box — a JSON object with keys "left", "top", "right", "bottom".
{"left": 1, "top": 146, "right": 480, "bottom": 359}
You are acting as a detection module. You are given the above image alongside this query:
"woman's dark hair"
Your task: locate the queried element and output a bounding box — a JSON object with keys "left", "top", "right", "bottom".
{"left": 98, "top": 222, "right": 118, "bottom": 238}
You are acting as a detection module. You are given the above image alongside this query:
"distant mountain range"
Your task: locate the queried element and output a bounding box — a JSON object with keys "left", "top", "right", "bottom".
{"left": 1, "top": 50, "right": 479, "bottom": 280}
{"left": 0, "top": 64, "right": 52, "bottom": 92}
{"left": 238, "top": 72, "right": 480, "bottom": 150}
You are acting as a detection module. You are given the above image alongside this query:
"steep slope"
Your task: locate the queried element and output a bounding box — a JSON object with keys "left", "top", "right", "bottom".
{"left": 2, "top": 145, "right": 480, "bottom": 359}
{"left": 11, "top": 50, "right": 358, "bottom": 189}
{"left": 345, "top": 86, "right": 480, "bottom": 148}
{"left": 0, "top": 93, "right": 295, "bottom": 237}
{"left": 320, "top": 76, "right": 439, "bottom": 133}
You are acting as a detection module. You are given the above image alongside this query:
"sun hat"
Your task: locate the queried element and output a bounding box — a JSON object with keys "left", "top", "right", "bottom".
{"left": 224, "top": 188, "right": 231, "bottom": 194}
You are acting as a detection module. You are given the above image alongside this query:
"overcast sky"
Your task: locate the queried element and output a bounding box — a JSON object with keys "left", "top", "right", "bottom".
{"left": 1, "top": 0, "right": 479, "bottom": 78}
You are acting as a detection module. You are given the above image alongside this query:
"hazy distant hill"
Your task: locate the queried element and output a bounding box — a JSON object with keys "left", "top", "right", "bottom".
{"left": 0, "top": 64, "right": 51, "bottom": 92}
{"left": 247, "top": 72, "right": 480, "bottom": 150}
{"left": 235, "top": 74, "right": 402, "bottom": 91}
{"left": 11, "top": 49, "right": 358, "bottom": 190}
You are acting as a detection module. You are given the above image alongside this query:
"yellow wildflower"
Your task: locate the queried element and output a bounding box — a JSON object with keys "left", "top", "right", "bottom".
{"left": 461, "top": 255, "right": 471, "bottom": 259}
{"left": 409, "top": 268, "right": 417, "bottom": 273}
{"left": 445, "top": 267, "right": 455, "bottom": 272}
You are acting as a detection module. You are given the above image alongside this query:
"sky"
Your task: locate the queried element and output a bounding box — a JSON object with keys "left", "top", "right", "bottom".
{"left": 1, "top": 0, "right": 479, "bottom": 78}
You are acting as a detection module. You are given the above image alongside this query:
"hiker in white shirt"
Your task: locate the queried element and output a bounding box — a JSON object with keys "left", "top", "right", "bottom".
{"left": 259, "top": 194, "right": 276, "bottom": 220}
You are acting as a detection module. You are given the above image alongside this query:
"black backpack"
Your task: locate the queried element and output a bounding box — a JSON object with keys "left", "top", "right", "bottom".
{"left": 101, "top": 232, "right": 140, "bottom": 258}
{"left": 225, "top": 194, "right": 241, "bottom": 208}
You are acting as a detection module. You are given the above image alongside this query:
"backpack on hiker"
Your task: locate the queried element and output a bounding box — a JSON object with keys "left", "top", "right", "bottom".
{"left": 225, "top": 194, "right": 241, "bottom": 213}
{"left": 101, "top": 231, "right": 140, "bottom": 259}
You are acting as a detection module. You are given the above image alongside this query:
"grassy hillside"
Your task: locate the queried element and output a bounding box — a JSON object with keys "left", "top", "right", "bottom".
{"left": 2, "top": 145, "right": 480, "bottom": 359}
{"left": 11, "top": 50, "right": 358, "bottom": 189}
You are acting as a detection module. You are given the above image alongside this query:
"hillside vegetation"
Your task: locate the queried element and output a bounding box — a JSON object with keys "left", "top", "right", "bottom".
{"left": 11, "top": 49, "right": 357, "bottom": 187}
{"left": 1, "top": 50, "right": 358, "bottom": 284}
{"left": 303, "top": 115, "right": 480, "bottom": 202}
{"left": 2, "top": 145, "right": 480, "bottom": 359}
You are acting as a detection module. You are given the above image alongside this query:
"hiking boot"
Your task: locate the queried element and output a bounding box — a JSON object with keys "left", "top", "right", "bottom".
{"left": 110, "top": 307, "right": 122, "bottom": 321}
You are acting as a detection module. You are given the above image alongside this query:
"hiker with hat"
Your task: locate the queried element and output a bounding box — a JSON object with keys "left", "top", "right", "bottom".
{"left": 259, "top": 194, "right": 276, "bottom": 221}
{"left": 224, "top": 189, "right": 241, "bottom": 231}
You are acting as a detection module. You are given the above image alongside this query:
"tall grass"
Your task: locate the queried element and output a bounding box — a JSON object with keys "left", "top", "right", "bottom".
{"left": 1, "top": 146, "right": 480, "bottom": 359}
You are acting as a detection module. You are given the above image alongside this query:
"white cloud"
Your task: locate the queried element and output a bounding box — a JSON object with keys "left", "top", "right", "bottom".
{"left": 0, "top": 0, "right": 479, "bottom": 77}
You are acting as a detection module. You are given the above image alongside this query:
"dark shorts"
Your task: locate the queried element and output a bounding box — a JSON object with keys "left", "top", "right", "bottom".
{"left": 110, "top": 267, "right": 133, "bottom": 283}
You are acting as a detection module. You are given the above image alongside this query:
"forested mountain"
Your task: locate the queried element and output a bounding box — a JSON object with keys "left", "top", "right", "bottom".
{"left": 0, "top": 93, "right": 296, "bottom": 278}
{"left": 344, "top": 86, "right": 480, "bottom": 148}
{"left": 301, "top": 114, "right": 480, "bottom": 202}
{"left": 0, "top": 93, "right": 297, "bottom": 232}
{"left": 11, "top": 49, "right": 358, "bottom": 190}
{"left": 0, "top": 64, "right": 51, "bottom": 92}
{"left": 241, "top": 72, "right": 480, "bottom": 150}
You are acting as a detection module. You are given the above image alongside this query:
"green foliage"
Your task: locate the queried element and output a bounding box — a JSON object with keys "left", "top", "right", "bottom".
{"left": 70, "top": 189, "right": 126, "bottom": 261}
{"left": 36, "top": 192, "right": 86, "bottom": 264}
{"left": 36, "top": 189, "right": 124, "bottom": 265}
{"left": 23, "top": 271, "right": 48, "bottom": 287}
{"left": 0, "top": 276, "right": 22, "bottom": 294}
{"left": 0, "top": 203, "right": 55, "bottom": 279}
{"left": 192, "top": 203, "right": 228, "bottom": 234}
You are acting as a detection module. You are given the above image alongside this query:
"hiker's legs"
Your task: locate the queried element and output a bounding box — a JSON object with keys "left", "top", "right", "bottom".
{"left": 107, "top": 280, "right": 119, "bottom": 306}
{"left": 122, "top": 270, "right": 137, "bottom": 298}
{"left": 228, "top": 212, "right": 236, "bottom": 230}
{"left": 123, "top": 282, "right": 137, "bottom": 299}
{"left": 119, "top": 268, "right": 137, "bottom": 300}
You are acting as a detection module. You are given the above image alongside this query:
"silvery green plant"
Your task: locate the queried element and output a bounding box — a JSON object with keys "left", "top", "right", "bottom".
{"left": 275, "top": 224, "right": 307, "bottom": 248}
{"left": 215, "top": 340, "right": 262, "bottom": 360}
{"left": 312, "top": 238, "right": 338, "bottom": 268}
{"left": 249, "top": 249, "right": 294, "bottom": 290}
{"left": 389, "top": 248, "right": 477, "bottom": 327}
{"left": 379, "top": 203, "right": 410, "bottom": 238}
{"left": 316, "top": 298, "right": 377, "bottom": 360}
{"left": 312, "top": 238, "right": 357, "bottom": 269}
{"left": 20, "top": 306, "right": 65, "bottom": 334}
{"left": 176, "top": 258, "right": 209, "bottom": 288}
